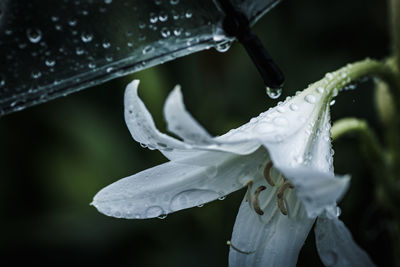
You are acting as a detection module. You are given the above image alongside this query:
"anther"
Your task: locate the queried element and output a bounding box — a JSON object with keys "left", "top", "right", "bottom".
{"left": 244, "top": 180, "right": 253, "bottom": 202}
{"left": 263, "top": 161, "right": 275, "bottom": 186}
{"left": 253, "top": 186, "right": 266, "bottom": 215}
{"left": 227, "top": 240, "right": 255, "bottom": 255}
{"left": 277, "top": 181, "right": 294, "bottom": 216}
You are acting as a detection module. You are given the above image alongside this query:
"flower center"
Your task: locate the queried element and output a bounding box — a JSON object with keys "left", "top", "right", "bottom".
{"left": 245, "top": 161, "right": 294, "bottom": 216}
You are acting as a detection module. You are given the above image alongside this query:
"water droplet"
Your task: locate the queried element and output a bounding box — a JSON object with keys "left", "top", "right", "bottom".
{"left": 140, "top": 143, "right": 148, "bottom": 148}
{"left": 88, "top": 62, "right": 96, "bottom": 69}
{"left": 289, "top": 103, "right": 299, "bottom": 111}
{"left": 277, "top": 106, "right": 285, "bottom": 113}
{"left": 215, "top": 40, "right": 231, "bottom": 52}
{"left": 104, "top": 0, "right": 112, "bottom": 4}
{"left": 170, "top": 0, "right": 179, "bottom": 4}
{"left": 145, "top": 206, "right": 164, "bottom": 218}
{"left": 51, "top": 16, "right": 59, "bottom": 22}
{"left": 329, "top": 100, "right": 336, "bottom": 106}
{"left": 173, "top": 27, "right": 182, "bottom": 36}
{"left": 170, "top": 189, "right": 218, "bottom": 211}
{"left": 159, "top": 12, "right": 168, "bottom": 22}
{"left": 336, "top": 206, "right": 341, "bottom": 217}
{"left": 81, "top": 32, "right": 93, "bottom": 43}
{"left": 142, "top": 45, "right": 154, "bottom": 54}
{"left": 323, "top": 251, "right": 338, "bottom": 267}
{"left": 273, "top": 117, "right": 288, "bottom": 126}
{"left": 75, "top": 47, "right": 85, "bottom": 55}
{"left": 157, "top": 214, "right": 167, "bottom": 219}
{"left": 197, "top": 204, "right": 204, "bottom": 208}
{"left": 26, "top": 28, "right": 42, "bottom": 43}
{"left": 68, "top": 19, "right": 78, "bottom": 26}
{"left": 149, "top": 12, "right": 158, "bottom": 23}
{"left": 45, "top": 59, "right": 56, "bottom": 67}
{"left": 160, "top": 27, "right": 170, "bottom": 38}
{"left": 185, "top": 11, "right": 192, "bottom": 18}
{"left": 305, "top": 94, "right": 316, "bottom": 104}
{"left": 205, "top": 166, "right": 218, "bottom": 178}
{"left": 325, "top": 73, "right": 333, "bottom": 80}
{"left": 218, "top": 196, "right": 226, "bottom": 200}
{"left": 106, "top": 67, "right": 114, "bottom": 73}
{"left": 31, "top": 70, "right": 42, "bottom": 79}
{"left": 102, "top": 41, "right": 111, "bottom": 49}
{"left": 266, "top": 87, "right": 282, "bottom": 99}
{"left": 316, "top": 87, "right": 324, "bottom": 94}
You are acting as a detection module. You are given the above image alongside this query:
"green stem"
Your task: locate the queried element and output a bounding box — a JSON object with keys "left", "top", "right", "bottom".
{"left": 331, "top": 117, "right": 384, "bottom": 177}
{"left": 391, "top": 0, "right": 400, "bottom": 69}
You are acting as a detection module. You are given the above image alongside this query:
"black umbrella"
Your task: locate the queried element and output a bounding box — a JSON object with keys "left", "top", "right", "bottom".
{"left": 0, "top": 0, "right": 283, "bottom": 116}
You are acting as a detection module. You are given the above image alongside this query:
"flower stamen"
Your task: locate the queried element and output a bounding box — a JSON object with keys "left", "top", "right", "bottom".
{"left": 244, "top": 180, "right": 253, "bottom": 202}
{"left": 277, "top": 180, "right": 294, "bottom": 215}
{"left": 263, "top": 161, "right": 275, "bottom": 186}
{"left": 227, "top": 240, "right": 255, "bottom": 255}
{"left": 253, "top": 186, "right": 267, "bottom": 215}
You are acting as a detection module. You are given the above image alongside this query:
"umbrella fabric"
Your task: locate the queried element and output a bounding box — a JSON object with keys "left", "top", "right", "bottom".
{"left": 0, "top": 0, "right": 279, "bottom": 116}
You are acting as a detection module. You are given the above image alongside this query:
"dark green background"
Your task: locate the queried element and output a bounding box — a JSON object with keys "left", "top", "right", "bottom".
{"left": 0, "top": 0, "right": 395, "bottom": 266}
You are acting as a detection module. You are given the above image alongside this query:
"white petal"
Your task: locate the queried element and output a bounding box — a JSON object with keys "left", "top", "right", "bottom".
{"left": 163, "top": 85, "right": 213, "bottom": 144}
{"left": 92, "top": 148, "right": 268, "bottom": 219}
{"left": 229, "top": 195, "right": 314, "bottom": 267}
{"left": 315, "top": 211, "right": 376, "bottom": 267}
{"left": 124, "top": 80, "right": 191, "bottom": 154}
{"left": 279, "top": 166, "right": 350, "bottom": 218}
{"left": 125, "top": 80, "right": 259, "bottom": 159}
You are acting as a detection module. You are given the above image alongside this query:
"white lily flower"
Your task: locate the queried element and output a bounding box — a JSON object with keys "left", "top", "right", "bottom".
{"left": 92, "top": 77, "right": 376, "bottom": 266}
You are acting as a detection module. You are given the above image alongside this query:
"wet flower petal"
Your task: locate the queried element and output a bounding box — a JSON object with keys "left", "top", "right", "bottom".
{"left": 163, "top": 85, "right": 213, "bottom": 144}
{"left": 229, "top": 196, "right": 314, "bottom": 267}
{"left": 315, "top": 210, "right": 376, "bottom": 267}
{"left": 92, "top": 148, "right": 268, "bottom": 219}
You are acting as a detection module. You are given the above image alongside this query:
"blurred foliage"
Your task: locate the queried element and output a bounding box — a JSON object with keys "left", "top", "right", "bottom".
{"left": 0, "top": 0, "right": 396, "bottom": 266}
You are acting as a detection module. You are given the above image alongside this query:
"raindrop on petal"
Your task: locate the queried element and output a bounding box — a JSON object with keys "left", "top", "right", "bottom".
{"left": 266, "top": 86, "right": 282, "bottom": 99}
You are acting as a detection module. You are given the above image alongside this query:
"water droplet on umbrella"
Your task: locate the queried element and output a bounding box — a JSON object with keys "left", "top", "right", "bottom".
{"left": 26, "top": 28, "right": 42, "bottom": 43}
{"left": 159, "top": 12, "right": 168, "bottom": 22}
{"left": 68, "top": 19, "right": 78, "bottom": 26}
{"left": 185, "top": 11, "right": 192, "bottom": 18}
{"left": 170, "top": 0, "right": 179, "bottom": 5}
{"left": 329, "top": 100, "right": 336, "bottom": 106}
{"left": 149, "top": 12, "right": 158, "bottom": 23}
{"left": 157, "top": 214, "right": 167, "bottom": 219}
{"left": 265, "top": 86, "right": 282, "bottom": 99}
{"left": 104, "top": 0, "right": 112, "bottom": 4}
{"left": 45, "top": 59, "right": 56, "bottom": 67}
{"left": 81, "top": 32, "right": 93, "bottom": 43}
{"left": 173, "top": 28, "right": 182, "bottom": 36}
{"left": 160, "top": 27, "right": 170, "bottom": 38}
{"left": 102, "top": 41, "right": 111, "bottom": 49}
{"left": 31, "top": 70, "right": 42, "bottom": 79}
{"left": 142, "top": 45, "right": 154, "bottom": 54}
{"left": 215, "top": 40, "right": 231, "bottom": 52}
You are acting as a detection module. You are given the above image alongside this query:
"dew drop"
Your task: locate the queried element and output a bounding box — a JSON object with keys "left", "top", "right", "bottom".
{"left": 31, "top": 70, "right": 42, "bottom": 79}
{"left": 304, "top": 94, "right": 316, "bottom": 104}
{"left": 102, "top": 41, "right": 111, "bottom": 49}
{"left": 215, "top": 40, "right": 231, "bottom": 52}
{"left": 289, "top": 103, "right": 299, "bottom": 111}
{"left": 323, "top": 251, "right": 338, "bottom": 267}
{"left": 173, "top": 27, "right": 182, "bottom": 36}
{"left": 26, "top": 28, "right": 42, "bottom": 43}
{"left": 316, "top": 87, "right": 324, "bottom": 94}
{"left": 142, "top": 45, "right": 154, "bottom": 54}
{"left": 45, "top": 59, "right": 56, "bottom": 67}
{"left": 159, "top": 12, "right": 168, "bottom": 22}
{"left": 273, "top": 117, "right": 288, "bottom": 126}
{"left": 81, "top": 32, "right": 93, "bottom": 43}
{"left": 157, "top": 214, "right": 167, "bottom": 219}
{"left": 160, "top": 27, "right": 170, "bottom": 38}
{"left": 170, "top": 189, "right": 218, "bottom": 211}
{"left": 205, "top": 166, "right": 218, "bottom": 178}
{"left": 145, "top": 206, "right": 164, "bottom": 218}
{"left": 266, "top": 87, "right": 282, "bottom": 99}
